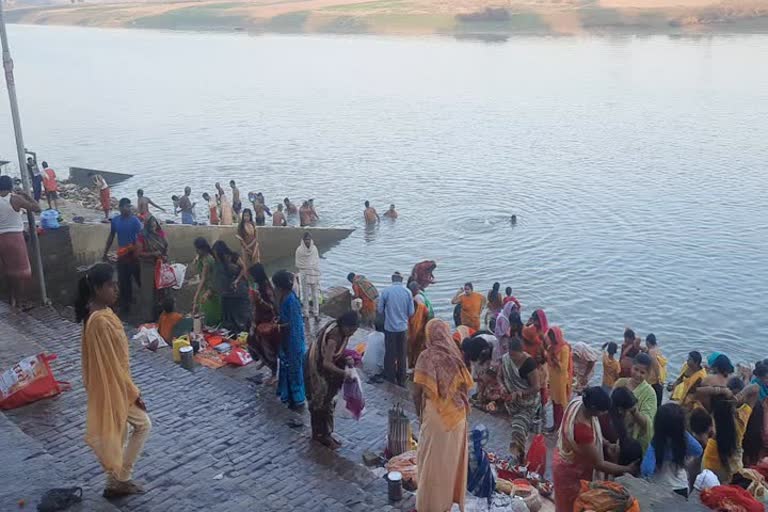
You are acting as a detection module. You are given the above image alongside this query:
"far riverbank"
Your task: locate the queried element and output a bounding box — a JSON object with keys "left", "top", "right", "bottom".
{"left": 5, "top": 0, "right": 768, "bottom": 38}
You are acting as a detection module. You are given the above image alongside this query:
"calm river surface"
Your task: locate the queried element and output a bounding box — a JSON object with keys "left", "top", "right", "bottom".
{"left": 1, "top": 25, "right": 767, "bottom": 369}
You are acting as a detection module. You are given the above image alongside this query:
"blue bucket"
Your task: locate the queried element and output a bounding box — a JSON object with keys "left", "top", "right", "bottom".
{"left": 40, "top": 209, "right": 60, "bottom": 230}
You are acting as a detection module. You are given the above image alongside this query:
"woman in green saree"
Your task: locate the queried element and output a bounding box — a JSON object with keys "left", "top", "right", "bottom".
{"left": 192, "top": 237, "right": 222, "bottom": 326}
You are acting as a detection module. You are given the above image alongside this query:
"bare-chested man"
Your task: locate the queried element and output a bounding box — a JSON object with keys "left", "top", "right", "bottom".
{"left": 364, "top": 200, "right": 380, "bottom": 225}
{"left": 308, "top": 199, "right": 319, "bottom": 222}
{"left": 136, "top": 189, "right": 166, "bottom": 222}
{"left": 383, "top": 204, "right": 398, "bottom": 219}
{"left": 299, "top": 201, "right": 312, "bottom": 227}
{"left": 283, "top": 197, "right": 298, "bottom": 215}
{"left": 272, "top": 204, "right": 287, "bottom": 226}
{"left": 230, "top": 180, "right": 242, "bottom": 216}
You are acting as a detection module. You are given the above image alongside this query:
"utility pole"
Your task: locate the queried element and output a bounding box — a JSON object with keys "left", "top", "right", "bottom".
{"left": 0, "top": 3, "right": 49, "bottom": 304}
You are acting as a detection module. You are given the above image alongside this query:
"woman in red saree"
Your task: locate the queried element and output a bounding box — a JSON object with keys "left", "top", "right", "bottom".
{"left": 247, "top": 263, "right": 281, "bottom": 385}
{"left": 410, "top": 260, "right": 437, "bottom": 289}
{"left": 553, "top": 387, "right": 636, "bottom": 512}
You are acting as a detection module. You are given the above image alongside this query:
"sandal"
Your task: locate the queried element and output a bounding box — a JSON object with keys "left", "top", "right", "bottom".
{"left": 38, "top": 487, "right": 83, "bottom": 512}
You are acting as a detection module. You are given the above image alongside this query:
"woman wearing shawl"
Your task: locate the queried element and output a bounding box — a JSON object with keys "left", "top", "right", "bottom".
{"left": 613, "top": 353, "right": 658, "bottom": 451}
{"left": 76, "top": 264, "right": 151, "bottom": 497}
{"left": 247, "top": 263, "right": 280, "bottom": 385}
{"left": 191, "top": 238, "right": 221, "bottom": 326}
{"left": 668, "top": 351, "right": 706, "bottom": 411}
{"left": 523, "top": 309, "right": 549, "bottom": 409}
{"left": 547, "top": 327, "right": 574, "bottom": 431}
{"left": 347, "top": 272, "right": 379, "bottom": 326}
{"left": 237, "top": 209, "right": 260, "bottom": 270}
{"left": 410, "top": 260, "right": 436, "bottom": 317}
{"left": 273, "top": 270, "right": 307, "bottom": 408}
{"left": 413, "top": 319, "right": 473, "bottom": 512}
{"left": 295, "top": 232, "right": 321, "bottom": 319}
{"left": 407, "top": 281, "right": 429, "bottom": 369}
{"left": 553, "top": 387, "right": 635, "bottom": 512}
{"left": 136, "top": 215, "right": 168, "bottom": 322}
{"left": 500, "top": 337, "right": 541, "bottom": 462}
{"left": 493, "top": 301, "right": 519, "bottom": 340}
{"left": 305, "top": 313, "right": 359, "bottom": 449}
{"left": 467, "top": 425, "right": 495, "bottom": 502}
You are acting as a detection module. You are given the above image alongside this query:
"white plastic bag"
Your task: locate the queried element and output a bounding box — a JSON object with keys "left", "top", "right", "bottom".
{"left": 132, "top": 326, "right": 168, "bottom": 351}
{"left": 170, "top": 263, "right": 187, "bottom": 290}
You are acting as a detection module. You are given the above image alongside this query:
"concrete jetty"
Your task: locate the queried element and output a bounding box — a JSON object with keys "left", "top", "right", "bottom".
{"left": 9, "top": 223, "right": 354, "bottom": 305}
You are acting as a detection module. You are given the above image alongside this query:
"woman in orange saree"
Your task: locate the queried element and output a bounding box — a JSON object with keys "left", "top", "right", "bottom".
{"left": 413, "top": 319, "right": 473, "bottom": 512}
{"left": 407, "top": 281, "right": 429, "bottom": 369}
{"left": 547, "top": 326, "right": 574, "bottom": 431}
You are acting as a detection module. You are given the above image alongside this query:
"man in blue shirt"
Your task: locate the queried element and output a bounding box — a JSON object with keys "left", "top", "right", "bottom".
{"left": 377, "top": 272, "right": 414, "bottom": 386}
{"left": 103, "top": 197, "right": 143, "bottom": 313}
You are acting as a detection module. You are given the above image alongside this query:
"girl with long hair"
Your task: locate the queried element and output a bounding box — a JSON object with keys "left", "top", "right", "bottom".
{"left": 76, "top": 263, "right": 151, "bottom": 497}
{"left": 641, "top": 403, "right": 703, "bottom": 496}
{"left": 237, "top": 208, "right": 261, "bottom": 269}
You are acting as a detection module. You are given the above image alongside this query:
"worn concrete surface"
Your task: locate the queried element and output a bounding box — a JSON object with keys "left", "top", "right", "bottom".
{"left": 0, "top": 302, "right": 536, "bottom": 511}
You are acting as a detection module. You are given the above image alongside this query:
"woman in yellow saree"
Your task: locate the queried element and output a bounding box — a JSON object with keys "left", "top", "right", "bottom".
{"left": 76, "top": 263, "right": 151, "bottom": 497}
{"left": 667, "top": 351, "right": 706, "bottom": 411}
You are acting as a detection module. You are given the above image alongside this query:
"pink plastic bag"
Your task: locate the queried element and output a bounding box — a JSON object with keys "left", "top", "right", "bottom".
{"left": 342, "top": 369, "right": 365, "bottom": 420}
{"left": 155, "top": 260, "right": 177, "bottom": 289}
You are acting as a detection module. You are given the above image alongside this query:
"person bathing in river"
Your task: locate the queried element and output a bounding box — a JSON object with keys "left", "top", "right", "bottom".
{"left": 284, "top": 197, "right": 298, "bottom": 215}
{"left": 451, "top": 282, "right": 485, "bottom": 331}
{"left": 273, "top": 204, "right": 287, "bottom": 226}
{"left": 364, "top": 200, "right": 380, "bottom": 225}
{"left": 250, "top": 192, "right": 272, "bottom": 226}
{"left": 230, "top": 180, "right": 241, "bottom": 217}
{"left": 136, "top": 189, "right": 165, "bottom": 223}
{"left": 179, "top": 186, "right": 195, "bottom": 225}
{"left": 308, "top": 199, "right": 319, "bottom": 222}
{"left": 383, "top": 204, "right": 398, "bottom": 219}
{"left": 299, "top": 201, "right": 312, "bottom": 227}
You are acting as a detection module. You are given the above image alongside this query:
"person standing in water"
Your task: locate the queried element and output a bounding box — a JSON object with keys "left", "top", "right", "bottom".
{"left": 136, "top": 189, "right": 165, "bottom": 222}
{"left": 230, "top": 180, "right": 242, "bottom": 217}
{"left": 383, "top": 204, "right": 398, "bottom": 219}
{"left": 451, "top": 282, "right": 486, "bottom": 331}
{"left": 202, "top": 192, "right": 218, "bottom": 225}
{"left": 76, "top": 263, "right": 151, "bottom": 497}
{"left": 299, "top": 201, "right": 312, "bottom": 227}
{"left": 284, "top": 197, "right": 298, "bottom": 215}
{"left": 273, "top": 204, "right": 287, "bottom": 226}
{"left": 364, "top": 201, "right": 380, "bottom": 225}
{"left": 308, "top": 199, "right": 319, "bottom": 222}
{"left": 179, "top": 186, "right": 195, "bottom": 225}
{"left": 295, "top": 232, "right": 321, "bottom": 319}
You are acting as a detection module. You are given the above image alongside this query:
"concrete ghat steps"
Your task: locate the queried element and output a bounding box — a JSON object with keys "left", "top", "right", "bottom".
{"left": 0, "top": 304, "right": 412, "bottom": 512}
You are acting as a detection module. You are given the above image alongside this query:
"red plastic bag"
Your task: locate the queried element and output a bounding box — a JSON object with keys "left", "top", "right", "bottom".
{"left": 526, "top": 434, "right": 547, "bottom": 474}
{"left": 223, "top": 347, "right": 253, "bottom": 367}
{"left": 342, "top": 369, "right": 365, "bottom": 420}
{"left": 0, "top": 353, "right": 70, "bottom": 410}
{"left": 155, "top": 260, "right": 177, "bottom": 289}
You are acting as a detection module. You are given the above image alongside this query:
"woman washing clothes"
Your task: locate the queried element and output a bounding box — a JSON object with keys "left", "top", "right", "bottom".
{"left": 552, "top": 386, "right": 636, "bottom": 512}
{"left": 413, "top": 319, "right": 473, "bottom": 512}
{"left": 247, "top": 263, "right": 280, "bottom": 385}
{"left": 305, "top": 312, "right": 360, "bottom": 449}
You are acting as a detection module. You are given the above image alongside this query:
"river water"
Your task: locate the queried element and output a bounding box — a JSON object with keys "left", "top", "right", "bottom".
{"left": 1, "top": 25, "right": 766, "bottom": 369}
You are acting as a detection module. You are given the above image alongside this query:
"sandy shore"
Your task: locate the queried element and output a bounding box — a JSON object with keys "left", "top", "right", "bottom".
{"left": 6, "top": 0, "right": 768, "bottom": 37}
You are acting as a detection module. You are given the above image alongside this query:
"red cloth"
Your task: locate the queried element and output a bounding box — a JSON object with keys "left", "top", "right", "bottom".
{"left": 573, "top": 423, "right": 594, "bottom": 444}
{"left": 553, "top": 403, "right": 565, "bottom": 431}
{"left": 0, "top": 232, "right": 31, "bottom": 278}
{"left": 701, "top": 485, "right": 764, "bottom": 512}
{"left": 100, "top": 187, "right": 111, "bottom": 211}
